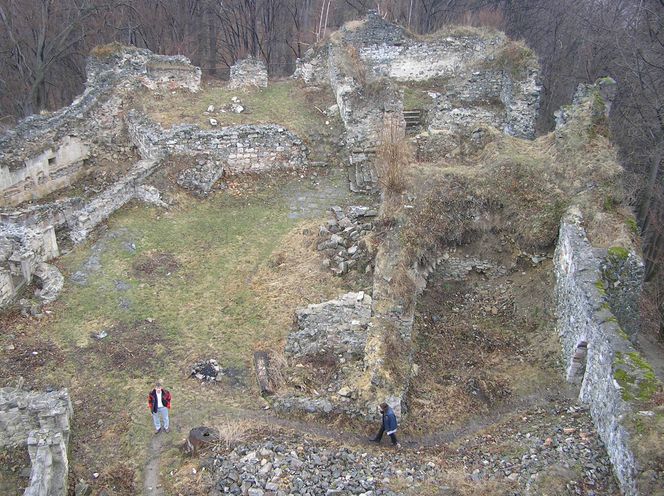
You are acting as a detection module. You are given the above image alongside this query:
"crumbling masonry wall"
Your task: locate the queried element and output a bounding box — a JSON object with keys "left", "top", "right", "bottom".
{"left": 0, "top": 46, "right": 310, "bottom": 310}
{"left": 229, "top": 58, "right": 268, "bottom": 89}
{"left": 554, "top": 208, "right": 660, "bottom": 496}
{"left": 0, "top": 47, "right": 201, "bottom": 207}
{"left": 127, "top": 111, "right": 307, "bottom": 172}
{"left": 0, "top": 388, "right": 73, "bottom": 496}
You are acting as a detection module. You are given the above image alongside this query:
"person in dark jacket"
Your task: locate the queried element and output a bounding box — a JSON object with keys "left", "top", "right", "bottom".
{"left": 148, "top": 380, "right": 171, "bottom": 434}
{"left": 370, "top": 402, "right": 400, "bottom": 447}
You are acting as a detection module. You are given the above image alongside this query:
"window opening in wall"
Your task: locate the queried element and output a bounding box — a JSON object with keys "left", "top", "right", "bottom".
{"left": 48, "top": 157, "right": 56, "bottom": 166}
{"left": 567, "top": 341, "right": 588, "bottom": 385}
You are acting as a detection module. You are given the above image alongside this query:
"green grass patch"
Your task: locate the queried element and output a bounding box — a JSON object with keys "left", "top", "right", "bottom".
{"left": 402, "top": 86, "right": 434, "bottom": 110}
{"left": 137, "top": 80, "right": 339, "bottom": 141}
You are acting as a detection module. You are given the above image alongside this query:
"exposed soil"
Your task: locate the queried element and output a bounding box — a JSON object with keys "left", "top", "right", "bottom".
{"left": 85, "top": 320, "right": 170, "bottom": 374}
{"left": 144, "top": 435, "right": 165, "bottom": 496}
{"left": 407, "top": 240, "right": 566, "bottom": 436}
{"left": 132, "top": 252, "right": 181, "bottom": 281}
{"left": 0, "top": 447, "right": 30, "bottom": 495}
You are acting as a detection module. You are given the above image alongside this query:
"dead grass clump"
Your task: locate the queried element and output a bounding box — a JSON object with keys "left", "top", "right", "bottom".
{"left": 402, "top": 173, "right": 488, "bottom": 261}
{"left": 216, "top": 419, "right": 254, "bottom": 450}
{"left": 483, "top": 39, "right": 537, "bottom": 80}
{"left": 343, "top": 46, "right": 367, "bottom": 85}
{"left": 381, "top": 320, "right": 413, "bottom": 384}
{"left": 376, "top": 119, "right": 412, "bottom": 197}
{"left": 418, "top": 24, "right": 501, "bottom": 42}
{"left": 95, "top": 463, "right": 136, "bottom": 496}
{"left": 132, "top": 251, "right": 180, "bottom": 280}
{"left": 266, "top": 349, "right": 289, "bottom": 392}
{"left": 90, "top": 42, "right": 130, "bottom": 59}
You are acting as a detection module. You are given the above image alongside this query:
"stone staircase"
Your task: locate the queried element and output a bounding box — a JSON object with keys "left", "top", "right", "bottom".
{"left": 348, "top": 148, "right": 379, "bottom": 193}
{"left": 403, "top": 109, "right": 423, "bottom": 133}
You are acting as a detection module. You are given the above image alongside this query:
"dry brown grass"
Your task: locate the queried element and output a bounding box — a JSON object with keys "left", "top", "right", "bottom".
{"left": 481, "top": 39, "right": 538, "bottom": 80}
{"left": 90, "top": 42, "right": 130, "bottom": 59}
{"left": 249, "top": 219, "right": 351, "bottom": 348}
{"left": 345, "top": 46, "right": 367, "bottom": 85}
{"left": 266, "top": 348, "right": 289, "bottom": 392}
{"left": 401, "top": 93, "right": 627, "bottom": 262}
{"left": 215, "top": 419, "right": 255, "bottom": 450}
{"left": 376, "top": 119, "right": 412, "bottom": 197}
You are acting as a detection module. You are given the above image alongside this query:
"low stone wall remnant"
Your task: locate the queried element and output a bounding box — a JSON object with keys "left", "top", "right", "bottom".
{"left": 229, "top": 58, "right": 268, "bottom": 89}
{"left": 0, "top": 388, "right": 73, "bottom": 496}
{"left": 0, "top": 46, "right": 200, "bottom": 207}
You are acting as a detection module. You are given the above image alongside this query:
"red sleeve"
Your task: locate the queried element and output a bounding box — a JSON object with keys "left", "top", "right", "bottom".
{"left": 164, "top": 390, "right": 172, "bottom": 408}
{"left": 148, "top": 393, "right": 153, "bottom": 410}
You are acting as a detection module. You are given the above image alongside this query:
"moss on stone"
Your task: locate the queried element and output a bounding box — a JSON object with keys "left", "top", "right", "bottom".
{"left": 625, "top": 217, "right": 639, "bottom": 235}
{"left": 594, "top": 280, "right": 607, "bottom": 294}
{"left": 614, "top": 351, "right": 661, "bottom": 403}
{"left": 607, "top": 246, "right": 629, "bottom": 260}
{"left": 617, "top": 327, "right": 630, "bottom": 341}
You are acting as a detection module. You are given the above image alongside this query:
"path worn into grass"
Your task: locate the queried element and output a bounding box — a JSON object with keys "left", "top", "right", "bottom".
{"left": 215, "top": 385, "right": 577, "bottom": 450}
{"left": 144, "top": 434, "right": 165, "bottom": 496}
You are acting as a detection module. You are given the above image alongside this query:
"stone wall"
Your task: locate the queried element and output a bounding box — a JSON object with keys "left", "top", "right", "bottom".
{"left": 294, "top": 13, "right": 539, "bottom": 192}
{"left": 127, "top": 111, "right": 307, "bottom": 173}
{"left": 0, "top": 388, "right": 73, "bottom": 496}
{"left": 0, "top": 223, "right": 60, "bottom": 308}
{"left": 68, "top": 158, "right": 162, "bottom": 244}
{"left": 229, "top": 58, "right": 268, "bottom": 89}
{"left": 0, "top": 46, "right": 200, "bottom": 207}
{"left": 285, "top": 292, "right": 372, "bottom": 359}
{"left": 554, "top": 208, "right": 660, "bottom": 496}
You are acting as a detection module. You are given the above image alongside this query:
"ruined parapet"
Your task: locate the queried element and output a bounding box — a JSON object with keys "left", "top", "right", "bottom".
{"left": 67, "top": 158, "right": 161, "bottom": 244}
{"left": 0, "top": 223, "right": 60, "bottom": 307}
{"left": 0, "top": 45, "right": 200, "bottom": 207}
{"left": 554, "top": 208, "right": 663, "bottom": 496}
{"left": 229, "top": 58, "right": 268, "bottom": 89}
{"left": 126, "top": 110, "right": 308, "bottom": 173}
{"left": 294, "top": 14, "right": 540, "bottom": 192}
{"left": 555, "top": 77, "right": 617, "bottom": 130}
{"left": 0, "top": 388, "right": 73, "bottom": 496}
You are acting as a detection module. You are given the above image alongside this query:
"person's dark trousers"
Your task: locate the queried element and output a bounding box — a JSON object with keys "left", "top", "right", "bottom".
{"left": 373, "top": 425, "right": 398, "bottom": 445}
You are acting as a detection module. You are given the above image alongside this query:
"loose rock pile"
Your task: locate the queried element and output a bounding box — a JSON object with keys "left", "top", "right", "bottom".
{"left": 451, "top": 402, "right": 620, "bottom": 495}
{"left": 285, "top": 292, "right": 372, "bottom": 360}
{"left": 191, "top": 359, "right": 224, "bottom": 382}
{"left": 208, "top": 437, "right": 443, "bottom": 496}
{"left": 176, "top": 157, "right": 225, "bottom": 196}
{"left": 317, "top": 206, "right": 377, "bottom": 276}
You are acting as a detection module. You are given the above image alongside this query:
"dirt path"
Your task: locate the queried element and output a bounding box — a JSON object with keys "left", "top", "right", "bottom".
{"left": 214, "top": 386, "right": 577, "bottom": 451}
{"left": 143, "top": 434, "right": 165, "bottom": 496}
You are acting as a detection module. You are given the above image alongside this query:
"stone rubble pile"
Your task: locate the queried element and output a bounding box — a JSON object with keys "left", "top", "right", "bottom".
{"left": 285, "top": 292, "right": 372, "bottom": 360}
{"left": 317, "top": 206, "right": 377, "bottom": 276}
{"left": 208, "top": 437, "right": 443, "bottom": 496}
{"left": 451, "top": 402, "right": 619, "bottom": 495}
{"left": 176, "top": 157, "right": 226, "bottom": 196}
{"left": 191, "top": 359, "right": 224, "bottom": 382}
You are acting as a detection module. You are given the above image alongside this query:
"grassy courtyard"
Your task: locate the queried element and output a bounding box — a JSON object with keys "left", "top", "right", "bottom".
{"left": 0, "top": 170, "right": 361, "bottom": 493}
